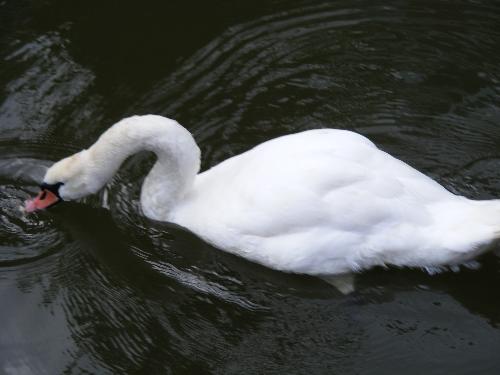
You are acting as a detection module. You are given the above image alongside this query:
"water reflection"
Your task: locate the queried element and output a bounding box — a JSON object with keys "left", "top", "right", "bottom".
{"left": 0, "top": 31, "right": 103, "bottom": 142}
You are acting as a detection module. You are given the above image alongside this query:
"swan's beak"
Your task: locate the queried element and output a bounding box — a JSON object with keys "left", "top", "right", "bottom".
{"left": 24, "top": 189, "right": 61, "bottom": 213}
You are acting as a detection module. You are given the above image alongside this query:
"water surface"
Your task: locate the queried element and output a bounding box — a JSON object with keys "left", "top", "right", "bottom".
{"left": 1, "top": 0, "right": 500, "bottom": 373}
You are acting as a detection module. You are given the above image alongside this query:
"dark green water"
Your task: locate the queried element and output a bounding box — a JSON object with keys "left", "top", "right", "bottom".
{"left": 1, "top": 0, "right": 500, "bottom": 373}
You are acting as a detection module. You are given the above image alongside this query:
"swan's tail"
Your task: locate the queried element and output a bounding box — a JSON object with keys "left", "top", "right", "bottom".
{"left": 431, "top": 198, "right": 500, "bottom": 255}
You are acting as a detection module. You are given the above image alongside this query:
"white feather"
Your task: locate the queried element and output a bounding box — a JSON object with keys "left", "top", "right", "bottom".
{"left": 43, "top": 115, "right": 500, "bottom": 276}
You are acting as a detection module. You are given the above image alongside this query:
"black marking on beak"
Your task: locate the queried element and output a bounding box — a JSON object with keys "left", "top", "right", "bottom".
{"left": 39, "top": 182, "right": 64, "bottom": 200}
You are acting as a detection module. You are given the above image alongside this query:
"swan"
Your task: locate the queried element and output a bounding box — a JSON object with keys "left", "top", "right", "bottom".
{"left": 25, "top": 115, "right": 500, "bottom": 285}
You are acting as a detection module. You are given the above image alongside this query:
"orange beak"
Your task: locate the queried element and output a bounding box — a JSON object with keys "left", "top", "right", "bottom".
{"left": 25, "top": 189, "right": 61, "bottom": 213}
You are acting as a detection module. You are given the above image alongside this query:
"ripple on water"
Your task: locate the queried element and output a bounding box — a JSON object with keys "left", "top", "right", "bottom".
{"left": 0, "top": 154, "right": 66, "bottom": 267}
{"left": 132, "top": 1, "right": 500, "bottom": 178}
{"left": 2, "top": 1, "right": 500, "bottom": 372}
{"left": 0, "top": 30, "right": 102, "bottom": 141}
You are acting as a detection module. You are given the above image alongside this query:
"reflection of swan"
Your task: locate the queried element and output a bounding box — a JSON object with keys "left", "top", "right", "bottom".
{"left": 25, "top": 115, "right": 500, "bottom": 279}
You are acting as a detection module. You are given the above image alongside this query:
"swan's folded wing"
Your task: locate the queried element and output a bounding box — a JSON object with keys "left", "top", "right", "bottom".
{"left": 172, "top": 129, "right": 454, "bottom": 274}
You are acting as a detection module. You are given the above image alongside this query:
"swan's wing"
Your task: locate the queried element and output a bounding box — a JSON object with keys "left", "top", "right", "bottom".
{"left": 209, "top": 129, "right": 448, "bottom": 230}
{"left": 178, "top": 130, "right": 454, "bottom": 274}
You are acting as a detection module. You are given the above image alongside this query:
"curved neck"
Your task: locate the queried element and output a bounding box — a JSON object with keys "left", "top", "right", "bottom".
{"left": 87, "top": 115, "right": 201, "bottom": 220}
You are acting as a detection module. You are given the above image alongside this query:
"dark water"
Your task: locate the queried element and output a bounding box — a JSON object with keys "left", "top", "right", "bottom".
{"left": 1, "top": 0, "right": 500, "bottom": 373}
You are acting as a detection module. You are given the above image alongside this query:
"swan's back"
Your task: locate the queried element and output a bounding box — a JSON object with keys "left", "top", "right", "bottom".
{"left": 171, "top": 129, "right": 500, "bottom": 275}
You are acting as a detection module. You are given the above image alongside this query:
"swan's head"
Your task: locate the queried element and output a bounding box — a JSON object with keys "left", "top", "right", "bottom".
{"left": 25, "top": 150, "right": 97, "bottom": 212}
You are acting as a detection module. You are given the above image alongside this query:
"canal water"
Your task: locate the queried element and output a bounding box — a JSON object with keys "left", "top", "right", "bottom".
{"left": 1, "top": 0, "right": 500, "bottom": 373}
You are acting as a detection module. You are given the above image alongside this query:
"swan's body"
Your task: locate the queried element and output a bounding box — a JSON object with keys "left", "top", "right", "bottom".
{"left": 36, "top": 115, "right": 500, "bottom": 276}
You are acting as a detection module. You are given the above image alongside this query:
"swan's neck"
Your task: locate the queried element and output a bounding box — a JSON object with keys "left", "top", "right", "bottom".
{"left": 87, "top": 115, "right": 200, "bottom": 220}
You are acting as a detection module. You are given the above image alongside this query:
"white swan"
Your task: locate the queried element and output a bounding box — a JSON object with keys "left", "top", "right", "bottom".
{"left": 25, "top": 115, "right": 500, "bottom": 280}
